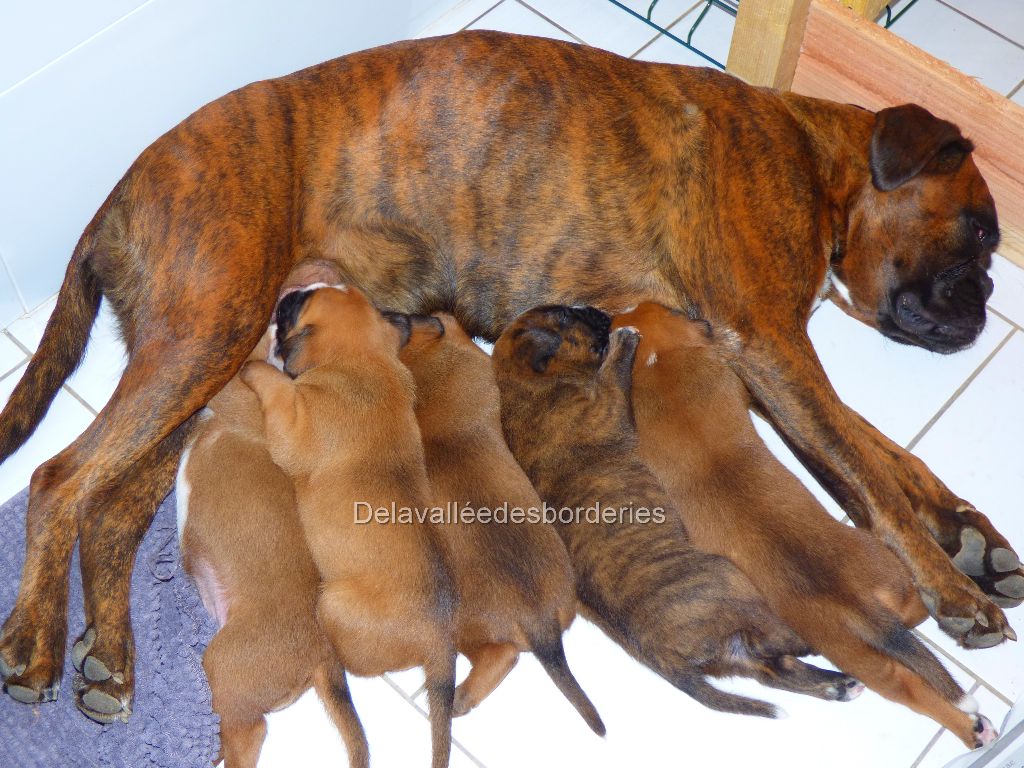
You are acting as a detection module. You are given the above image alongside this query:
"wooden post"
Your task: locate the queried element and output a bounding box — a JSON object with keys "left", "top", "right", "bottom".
{"left": 791, "top": 0, "right": 1024, "bottom": 267}
{"left": 842, "top": 0, "right": 888, "bottom": 21}
{"left": 726, "top": 0, "right": 811, "bottom": 88}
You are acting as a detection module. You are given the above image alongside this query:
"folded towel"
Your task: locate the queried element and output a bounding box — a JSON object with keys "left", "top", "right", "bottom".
{"left": 0, "top": 488, "right": 219, "bottom": 767}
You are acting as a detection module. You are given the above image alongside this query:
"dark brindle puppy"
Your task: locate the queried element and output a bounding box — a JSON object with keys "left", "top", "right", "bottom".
{"left": 493, "top": 305, "right": 862, "bottom": 716}
{"left": 0, "top": 31, "right": 1019, "bottom": 719}
{"left": 397, "top": 313, "right": 603, "bottom": 733}
{"left": 618, "top": 303, "right": 996, "bottom": 748}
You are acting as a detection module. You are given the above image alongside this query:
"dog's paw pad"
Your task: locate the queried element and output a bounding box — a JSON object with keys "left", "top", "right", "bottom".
{"left": 937, "top": 614, "right": 977, "bottom": 636}
{"left": 0, "top": 656, "right": 25, "bottom": 680}
{"left": 71, "top": 628, "right": 96, "bottom": 672}
{"left": 4, "top": 681, "right": 57, "bottom": 704}
{"left": 82, "top": 656, "right": 112, "bottom": 683}
{"left": 995, "top": 574, "right": 1024, "bottom": 599}
{"left": 991, "top": 548, "right": 1020, "bottom": 573}
{"left": 963, "top": 631, "right": 1005, "bottom": 649}
{"left": 973, "top": 714, "right": 998, "bottom": 748}
{"left": 953, "top": 527, "right": 988, "bottom": 577}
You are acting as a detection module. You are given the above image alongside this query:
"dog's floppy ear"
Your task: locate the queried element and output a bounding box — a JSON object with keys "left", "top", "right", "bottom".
{"left": 513, "top": 326, "right": 562, "bottom": 373}
{"left": 870, "top": 104, "right": 973, "bottom": 192}
{"left": 275, "top": 289, "right": 314, "bottom": 350}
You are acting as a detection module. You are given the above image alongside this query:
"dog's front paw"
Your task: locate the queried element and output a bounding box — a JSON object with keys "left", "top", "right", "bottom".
{"left": 71, "top": 625, "right": 133, "bottom": 724}
{"left": 948, "top": 507, "right": 1024, "bottom": 609}
{"left": 971, "top": 713, "right": 998, "bottom": 748}
{"left": 920, "top": 578, "right": 1015, "bottom": 649}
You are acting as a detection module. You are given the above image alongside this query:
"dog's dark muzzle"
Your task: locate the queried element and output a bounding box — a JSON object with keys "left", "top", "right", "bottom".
{"left": 887, "top": 268, "right": 992, "bottom": 354}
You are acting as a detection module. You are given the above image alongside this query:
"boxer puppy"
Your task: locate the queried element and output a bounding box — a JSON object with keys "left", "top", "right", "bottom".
{"left": 173, "top": 260, "right": 369, "bottom": 767}
{"left": 3, "top": 31, "right": 1018, "bottom": 718}
{"left": 618, "top": 303, "right": 997, "bottom": 748}
{"left": 177, "top": 333, "right": 368, "bottom": 768}
{"left": 240, "top": 286, "right": 457, "bottom": 768}
{"left": 493, "top": 305, "right": 862, "bottom": 717}
{"left": 397, "top": 313, "right": 603, "bottom": 734}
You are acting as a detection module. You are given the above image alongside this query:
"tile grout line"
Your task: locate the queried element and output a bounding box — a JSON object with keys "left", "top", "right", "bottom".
{"left": 909, "top": 682, "right": 981, "bottom": 768}
{"left": 932, "top": 0, "right": 1024, "bottom": 55}
{"left": 379, "top": 675, "right": 489, "bottom": 768}
{"left": 0, "top": 0, "right": 161, "bottom": 100}
{"left": 628, "top": 0, "right": 708, "bottom": 58}
{"left": 0, "top": 249, "right": 29, "bottom": 316}
{"left": 458, "top": 0, "right": 511, "bottom": 32}
{"left": 904, "top": 326, "right": 1017, "bottom": 452}
{"left": 514, "top": 0, "right": 590, "bottom": 45}
{"left": 1008, "top": 77, "right": 1024, "bottom": 100}
{"left": 987, "top": 304, "right": 1023, "bottom": 332}
{"left": 3, "top": 324, "right": 99, "bottom": 416}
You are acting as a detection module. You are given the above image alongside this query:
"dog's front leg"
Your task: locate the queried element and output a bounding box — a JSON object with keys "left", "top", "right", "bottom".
{"left": 843, "top": 406, "right": 1024, "bottom": 611}
{"left": 728, "top": 329, "right": 1016, "bottom": 649}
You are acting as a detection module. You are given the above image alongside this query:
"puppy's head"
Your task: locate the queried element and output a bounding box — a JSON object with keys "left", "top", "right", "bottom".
{"left": 841, "top": 104, "right": 996, "bottom": 354}
{"left": 494, "top": 305, "right": 612, "bottom": 378}
{"left": 612, "top": 303, "right": 710, "bottom": 358}
{"left": 274, "top": 285, "right": 402, "bottom": 377}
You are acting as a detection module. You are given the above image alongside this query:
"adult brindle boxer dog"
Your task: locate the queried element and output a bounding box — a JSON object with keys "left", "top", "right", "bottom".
{"left": 0, "top": 31, "right": 1020, "bottom": 722}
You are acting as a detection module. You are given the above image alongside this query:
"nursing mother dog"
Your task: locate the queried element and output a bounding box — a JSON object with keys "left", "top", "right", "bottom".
{"left": 0, "top": 30, "right": 1020, "bottom": 723}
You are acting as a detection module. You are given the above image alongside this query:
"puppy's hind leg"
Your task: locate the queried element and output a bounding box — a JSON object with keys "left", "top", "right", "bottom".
{"left": 313, "top": 661, "right": 369, "bottom": 768}
{"left": 453, "top": 642, "right": 519, "bottom": 716}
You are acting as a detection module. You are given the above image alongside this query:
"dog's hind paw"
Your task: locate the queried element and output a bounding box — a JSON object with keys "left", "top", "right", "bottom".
{"left": 972, "top": 713, "right": 998, "bottom": 748}
{"left": 71, "top": 626, "right": 133, "bottom": 724}
{"left": 0, "top": 617, "right": 63, "bottom": 705}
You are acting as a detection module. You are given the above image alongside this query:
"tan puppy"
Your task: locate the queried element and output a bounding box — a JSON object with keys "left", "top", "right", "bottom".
{"left": 178, "top": 259, "right": 369, "bottom": 768}
{"left": 397, "top": 313, "right": 603, "bottom": 734}
{"left": 241, "top": 285, "right": 458, "bottom": 768}
{"left": 494, "top": 305, "right": 862, "bottom": 718}
{"left": 619, "top": 302, "right": 997, "bottom": 749}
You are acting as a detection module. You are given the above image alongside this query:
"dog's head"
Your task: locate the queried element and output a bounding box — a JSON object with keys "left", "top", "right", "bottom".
{"left": 273, "top": 285, "right": 402, "bottom": 377}
{"left": 840, "top": 104, "right": 997, "bottom": 354}
{"left": 494, "top": 304, "right": 613, "bottom": 378}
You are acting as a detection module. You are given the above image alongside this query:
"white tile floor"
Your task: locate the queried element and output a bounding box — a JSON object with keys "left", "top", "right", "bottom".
{"left": 2, "top": 1, "right": 1024, "bottom": 766}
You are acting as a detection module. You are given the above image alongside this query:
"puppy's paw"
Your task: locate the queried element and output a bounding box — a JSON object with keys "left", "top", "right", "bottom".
{"left": 830, "top": 677, "right": 865, "bottom": 702}
{"left": 919, "top": 579, "right": 1015, "bottom": 649}
{"left": 0, "top": 611, "right": 63, "bottom": 705}
{"left": 972, "top": 713, "right": 998, "bottom": 748}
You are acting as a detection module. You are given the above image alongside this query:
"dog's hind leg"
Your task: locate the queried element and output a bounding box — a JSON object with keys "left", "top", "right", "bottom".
{"left": 453, "top": 642, "right": 519, "bottom": 716}
{"left": 68, "top": 417, "right": 195, "bottom": 722}
{"left": 0, "top": 252, "right": 285, "bottom": 705}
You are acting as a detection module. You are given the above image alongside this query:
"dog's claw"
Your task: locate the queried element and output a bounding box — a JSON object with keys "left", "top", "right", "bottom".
{"left": 991, "top": 548, "right": 1020, "bottom": 573}
{"left": 1005, "top": 625, "right": 1018, "bottom": 642}
{"left": 975, "top": 611, "right": 989, "bottom": 628}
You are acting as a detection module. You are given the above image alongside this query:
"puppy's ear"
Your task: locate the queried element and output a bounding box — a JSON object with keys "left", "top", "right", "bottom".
{"left": 513, "top": 327, "right": 562, "bottom": 373}
{"left": 275, "top": 289, "right": 314, "bottom": 352}
{"left": 870, "top": 105, "right": 973, "bottom": 191}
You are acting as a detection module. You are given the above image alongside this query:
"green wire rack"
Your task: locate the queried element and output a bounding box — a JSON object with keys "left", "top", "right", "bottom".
{"left": 621, "top": 0, "right": 920, "bottom": 70}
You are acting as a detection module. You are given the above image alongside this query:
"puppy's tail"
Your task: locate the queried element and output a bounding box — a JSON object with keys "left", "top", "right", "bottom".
{"left": 0, "top": 214, "right": 103, "bottom": 463}
{"left": 425, "top": 650, "right": 457, "bottom": 768}
{"left": 533, "top": 634, "right": 606, "bottom": 736}
{"left": 313, "top": 662, "right": 370, "bottom": 768}
{"left": 674, "top": 675, "right": 781, "bottom": 719}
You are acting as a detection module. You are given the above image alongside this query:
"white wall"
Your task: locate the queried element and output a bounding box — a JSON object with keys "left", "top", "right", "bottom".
{"left": 0, "top": 0, "right": 452, "bottom": 326}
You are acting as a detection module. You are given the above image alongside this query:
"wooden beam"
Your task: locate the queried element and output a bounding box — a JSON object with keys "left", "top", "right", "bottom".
{"left": 842, "top": 0, "right": 888, "bottom": 21}
{"left": 726, "top": 0, "right": 811, "bottom": 89}
{"left": 791, "top": 0, "right": 1024, "bottom": 268}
